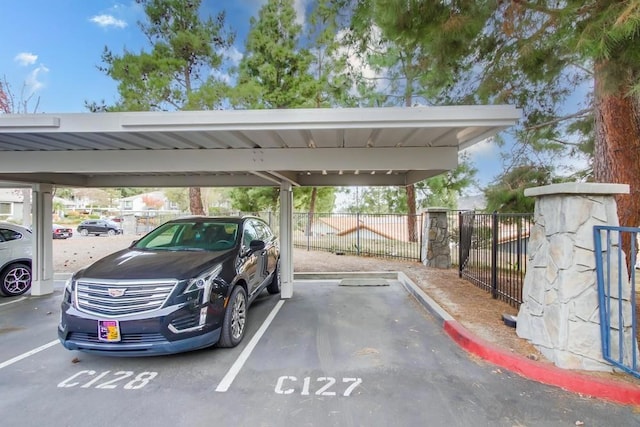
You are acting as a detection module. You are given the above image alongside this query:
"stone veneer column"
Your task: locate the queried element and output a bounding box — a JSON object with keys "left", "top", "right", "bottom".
{"left": 421, "top": 208, "right": 451, "bottom": 269}
{"left": 516, "top": 183, "right": 632, "bottom": 371}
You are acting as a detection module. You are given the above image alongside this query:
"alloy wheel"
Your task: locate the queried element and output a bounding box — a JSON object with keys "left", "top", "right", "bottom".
{"left": 4, "top": 266, "right": 31, "bottom": 295}
{"left": 230, "top": 292, "right": 246, "bottom": 340}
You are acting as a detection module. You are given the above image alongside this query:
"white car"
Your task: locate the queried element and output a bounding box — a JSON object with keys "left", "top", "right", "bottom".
{"left": 0, "top": 223, "right": 32, "bottom": 296}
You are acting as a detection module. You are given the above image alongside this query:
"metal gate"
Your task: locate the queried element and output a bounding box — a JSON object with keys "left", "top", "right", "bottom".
{"left": 457, "top": 211, "right": 531, "bottom": 308}
{"left": 458, "top": 211, "right": 474, "bottom": 271}
{"left": 593, "top": 225, "right": 640, "bottom": 378}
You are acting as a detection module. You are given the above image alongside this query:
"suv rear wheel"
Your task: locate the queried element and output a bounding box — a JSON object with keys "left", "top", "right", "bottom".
{"left": 80, "top": 229, "right": 89, "bottom": 236}
{"left": 0, "top": 263, "right": 32, "bottom": 296}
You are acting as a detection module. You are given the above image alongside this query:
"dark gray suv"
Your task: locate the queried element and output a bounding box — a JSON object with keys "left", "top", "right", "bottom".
{"left": 77, "top": 219, "right": 123, "bottom": 236}
{"left": 58, "top": 216, "right": 280, "bottom": 356}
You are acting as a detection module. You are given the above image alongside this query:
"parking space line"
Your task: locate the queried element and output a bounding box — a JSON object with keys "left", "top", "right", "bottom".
{"left": 0, "top": 297, "right": 27, "bottom": 307}
{"left": 0, "top": 339, "right": 59, "bottom": 370}
{"left": 215, "top": 299, "right": 285, "bottom": 392}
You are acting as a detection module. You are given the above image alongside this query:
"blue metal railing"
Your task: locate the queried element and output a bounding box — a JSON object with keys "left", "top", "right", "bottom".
{"left": 593, "top": 225, "right": 640, "bottom": 378}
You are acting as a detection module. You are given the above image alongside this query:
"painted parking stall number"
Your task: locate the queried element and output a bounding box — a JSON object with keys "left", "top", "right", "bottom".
{"left": 57, "top": 370, "right": 158, "bottom": 390}
{"left": 275, "top": 376, "right": 362, "bottom": 397}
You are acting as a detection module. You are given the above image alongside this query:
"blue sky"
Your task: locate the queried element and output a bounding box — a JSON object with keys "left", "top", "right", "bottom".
{"left": 0, "top": 0, "right": 525, "bottom": 191}
{"left": 0, "top": 0, "right": 267, "bottom": 113}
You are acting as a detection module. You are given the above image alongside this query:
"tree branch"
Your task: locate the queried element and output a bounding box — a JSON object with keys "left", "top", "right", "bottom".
{"left": 525, "top": 108, "right": 592, "bottom": 131}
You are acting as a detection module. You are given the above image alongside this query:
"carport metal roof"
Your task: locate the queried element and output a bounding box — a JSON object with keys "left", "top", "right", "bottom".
{"left": 0, "top": 105, "right": 520, "bottom": 298}
{"left": 0, "top": 105, "right": 520, "bottom": 188}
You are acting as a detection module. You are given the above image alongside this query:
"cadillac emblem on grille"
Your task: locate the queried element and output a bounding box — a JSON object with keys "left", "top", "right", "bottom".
{"left": 108, "top": 288, "right": 127, "bottom": 298}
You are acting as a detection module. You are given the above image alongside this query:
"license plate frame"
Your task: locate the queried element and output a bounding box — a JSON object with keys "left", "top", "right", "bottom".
{"left": 98, "top": 320, "right": 121, "bottom": 342}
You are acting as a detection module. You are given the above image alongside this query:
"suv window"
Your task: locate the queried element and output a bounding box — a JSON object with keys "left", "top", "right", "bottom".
{"left": 242, "top": 222, "right": 258, "bottom": 248}
{"left": 252, "top": 220, "right": 273, "bottom": 241}
{"left": 0, "top": 228, "right": 22, "bottom": 242}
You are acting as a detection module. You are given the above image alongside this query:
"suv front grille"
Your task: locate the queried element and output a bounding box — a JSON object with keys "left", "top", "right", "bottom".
{"left": 75, "top": 279, "right": 178, "bottom": 317}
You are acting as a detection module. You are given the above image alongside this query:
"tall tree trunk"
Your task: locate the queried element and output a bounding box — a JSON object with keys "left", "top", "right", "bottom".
{"left": 593, "top": 73, "right": 640, "bottom": 228}
{"left": 594, "top": 63, "right": 640, "bottom": 271}
{"left": 405, "top": 90, "right": 418, "bottom": 243}
{"left": 406, "top": 184, "right": 418, "bottom": 242}
{"left": 306, "top": 187, "right": 318, "bottom": 236}
{"left": 189, "top": 187, "right": 205, "bottom": 215}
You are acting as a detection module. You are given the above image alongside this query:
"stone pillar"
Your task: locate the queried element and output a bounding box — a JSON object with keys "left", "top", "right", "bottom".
{"left": 516, "top": 183, "right": 632, "bottom": 371}
{"left": 421, "top": 208, "right": 451, "bottom": 269}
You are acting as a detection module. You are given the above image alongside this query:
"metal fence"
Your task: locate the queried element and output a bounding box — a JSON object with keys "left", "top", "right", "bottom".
{"left": 119, "top": 210, "right": 421, "bottom": 261}
{"left": 121, "top": 210, "right": 280, "bottom": 236}
{"left": 454, "top": 211, "right": 533, "bottom": 308}
{"left": 292, "top": 212, "right": 423, "bottom": 261}
{"left": 593, "top": 225, "right": 640, "bottom": 378}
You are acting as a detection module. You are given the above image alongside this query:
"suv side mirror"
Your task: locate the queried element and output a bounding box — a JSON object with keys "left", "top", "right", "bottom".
{"left": 249, "top": 239, "right": 265, "bottom": 252}
{"left": 241, "top": 240, "right": 266, "bottom": 257}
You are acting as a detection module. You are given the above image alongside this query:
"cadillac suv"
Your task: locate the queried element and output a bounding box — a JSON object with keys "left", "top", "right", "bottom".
{"left": 58, "top": 216, "right": 280, "bottom": 356}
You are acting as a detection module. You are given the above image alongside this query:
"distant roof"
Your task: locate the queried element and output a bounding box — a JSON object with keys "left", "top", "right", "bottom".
{"left": 319, "top": 215, "right": 418, "bottom": 242}
{"left": 0, "top": 106, "right": 520, "bottom": 188}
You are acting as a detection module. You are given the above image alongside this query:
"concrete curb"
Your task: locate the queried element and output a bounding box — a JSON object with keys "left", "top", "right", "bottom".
{"left": 443, "top": 320, "right": 640, "bottom": 407}
{"left": 297, "top": 271, "right": 640, "bottom": 407}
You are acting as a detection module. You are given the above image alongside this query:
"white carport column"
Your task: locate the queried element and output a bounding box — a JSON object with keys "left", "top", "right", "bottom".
{"left": 31, "top": 184, "right": 54, "bottom": 296}
{"left": 279, "top": 182, "right": 294, "bottom": 299}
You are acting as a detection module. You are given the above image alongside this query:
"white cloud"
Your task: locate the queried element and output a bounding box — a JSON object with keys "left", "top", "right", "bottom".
{"left": 211, "top": 69, "right": 232, "bottom": 84}
{"left": 462, "top": 138, "right": 497, "bottom": 156}
{"left": 226, "top": 46, "right": 243, "bottom": 66}
{"left": 14, "top": 52, "right": 38, "bottom": 66}
{"left": 335, "top": 28, "right": 387, "bottom": 95}
{"left": 90, "top": 14, "right": 127, "bottom": 29}
{"left": 293, "top": 0, "right": 307, "bottom": 26}
{"left": 25, "top": 64, "right": 50, "bottom": 95}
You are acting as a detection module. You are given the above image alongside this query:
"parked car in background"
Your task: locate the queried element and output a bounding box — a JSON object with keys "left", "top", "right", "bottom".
{"left": 53, "top": 224, "right": 73, "bottom": 239}
{"left": 0, "top": 223, "right": 32, "bottom": 297}
{"left": 59, "top": 216, "right": 280, "bottom": 356}
{"left": 77, "top": 219, "right": 123, "bottom": 236}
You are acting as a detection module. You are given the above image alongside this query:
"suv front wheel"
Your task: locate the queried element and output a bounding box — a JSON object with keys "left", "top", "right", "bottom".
{"left": 217, "top": 286, "right": 247, "bottom": 348}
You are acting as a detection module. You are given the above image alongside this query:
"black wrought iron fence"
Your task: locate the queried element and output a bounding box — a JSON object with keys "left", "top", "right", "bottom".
{"left": 453, "top": 211, "right": 533, "bottom": 308}
{"left": 293, "top": 212, "right": 423, "bottom": 261}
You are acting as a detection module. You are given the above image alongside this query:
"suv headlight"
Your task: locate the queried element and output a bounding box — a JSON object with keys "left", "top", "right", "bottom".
{"left": 184, "top": 265, "right": 223, "bottom": 295}
{"left": 63, "top": 278, "right": 75, "bottom": 305}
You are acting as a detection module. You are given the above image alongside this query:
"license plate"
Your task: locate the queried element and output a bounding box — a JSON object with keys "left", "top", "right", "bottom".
{"left": 62, "top": 233, "right": 69, "bottom": 237}
{"left": 98, "top": 320, "right": 121, "bottom": 342}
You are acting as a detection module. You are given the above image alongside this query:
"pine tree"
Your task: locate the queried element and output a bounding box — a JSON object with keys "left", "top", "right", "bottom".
{"left": 232, "top": 0, "right": 315, "bottom": 109}
{"left": 371, "top": 0, "right": 640, "bottom": 229}
{"left": 94, "top": 0, "right": 234, "bottom": 215}
{"left": 229, "top": 0, "right": 339, "bottom": 214}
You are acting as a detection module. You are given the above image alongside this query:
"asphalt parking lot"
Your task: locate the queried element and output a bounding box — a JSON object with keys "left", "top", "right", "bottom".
{"left": 1, "top": 279, "right": 639, "bottom": 427}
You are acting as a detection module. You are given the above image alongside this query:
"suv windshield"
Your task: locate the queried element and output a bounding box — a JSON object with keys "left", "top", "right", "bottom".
{"left": 133, "top": 220, "right": 239, "bottom": 251}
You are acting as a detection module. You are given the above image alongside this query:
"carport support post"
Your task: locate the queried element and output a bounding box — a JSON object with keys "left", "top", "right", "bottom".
{"left": 31, "top": 183, "right": 54, "bottom": 296}
{"left": 279, "top": 182, "right": 294, "bottom": 299}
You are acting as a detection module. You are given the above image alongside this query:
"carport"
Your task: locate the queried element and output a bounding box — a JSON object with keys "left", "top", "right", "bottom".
{"left": 0, "top": 105, "right": 520, "bottom": 297}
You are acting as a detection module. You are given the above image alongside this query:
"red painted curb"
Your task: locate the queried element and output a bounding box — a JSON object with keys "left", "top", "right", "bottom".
{"left": 443, "top": 320, "right": 640, "bottom": 406}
